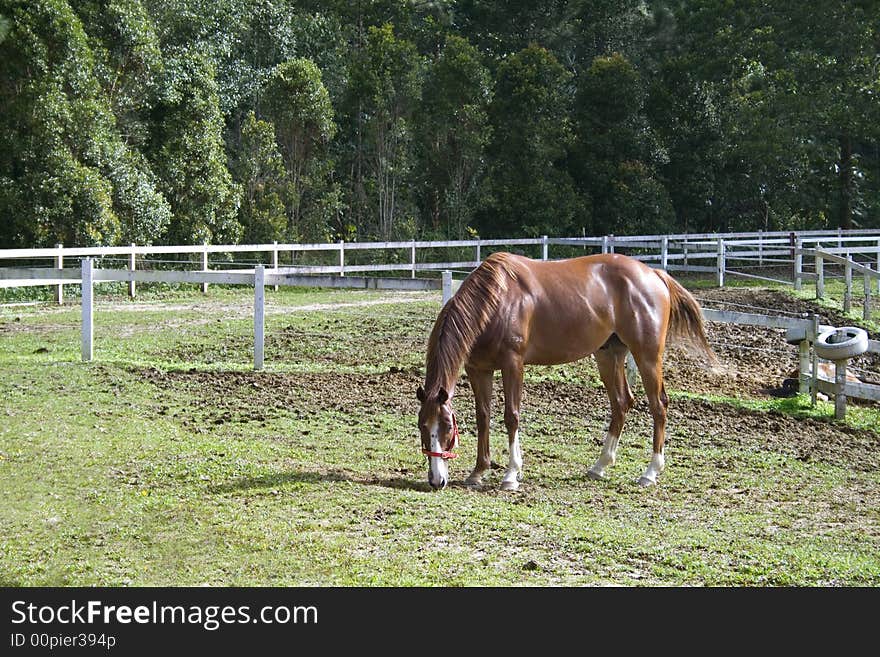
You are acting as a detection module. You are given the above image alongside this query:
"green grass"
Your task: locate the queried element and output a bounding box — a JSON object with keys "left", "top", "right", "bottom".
{"left": 1, "top": 286, "right": 878, "bottom": 586}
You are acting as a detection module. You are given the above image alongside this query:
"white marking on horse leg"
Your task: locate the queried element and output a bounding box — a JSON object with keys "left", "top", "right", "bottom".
{"left": 637, "top": 451, "right": 665, "bottom": 487}
{"left": 427, "top": 421, "right": 448, "bottom": 489}
{"left": 500, "top": 430, "right": 523, "bottom": 491}
{"left": 588, "top": 432, "right": 620, "bottom": 480}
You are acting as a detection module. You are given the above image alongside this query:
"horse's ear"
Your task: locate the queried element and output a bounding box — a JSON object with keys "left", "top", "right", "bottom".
{"left": 416, "top": 386, "right": 426, "bottom": 402}
{"left": 437, "top": 387, "right": 449, "bottom": 404}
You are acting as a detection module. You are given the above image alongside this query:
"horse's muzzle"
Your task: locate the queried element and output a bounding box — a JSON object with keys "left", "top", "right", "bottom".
{"left": 428, "top": 471, "right": 448, "bottom": 490}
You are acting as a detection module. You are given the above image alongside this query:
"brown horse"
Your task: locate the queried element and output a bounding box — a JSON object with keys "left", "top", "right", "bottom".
{"left": 416, "top": 252, "right": 715, "bottom": 490}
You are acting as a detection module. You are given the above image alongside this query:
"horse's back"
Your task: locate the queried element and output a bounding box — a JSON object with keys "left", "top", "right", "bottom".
{"left": 485, "top": 252, "right": 671, "bottom": 365}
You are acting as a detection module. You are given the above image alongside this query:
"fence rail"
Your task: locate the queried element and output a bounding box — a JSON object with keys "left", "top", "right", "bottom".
{"left": 5, "top": 247, "right": 878, "bottom": 418}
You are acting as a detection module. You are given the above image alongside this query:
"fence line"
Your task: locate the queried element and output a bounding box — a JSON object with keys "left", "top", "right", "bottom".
{"left": 6, "top": 255, "right": 878, "bottom": 418}
{"left": 4, "top": 229, "right": 880, "bottom": 298}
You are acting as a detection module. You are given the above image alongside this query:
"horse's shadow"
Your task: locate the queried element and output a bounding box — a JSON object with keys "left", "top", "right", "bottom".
{"left": 207, "top": 468, "right": 433, "bottom": 494}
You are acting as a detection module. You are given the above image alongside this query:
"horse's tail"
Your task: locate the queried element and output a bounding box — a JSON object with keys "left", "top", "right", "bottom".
{"left": 654, "top": 268, "right": 719, "bottom": 368}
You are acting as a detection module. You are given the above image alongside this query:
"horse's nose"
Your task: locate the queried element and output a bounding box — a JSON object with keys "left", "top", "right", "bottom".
{"left": 428, "top": 472, "right": 448, "bottom": 490}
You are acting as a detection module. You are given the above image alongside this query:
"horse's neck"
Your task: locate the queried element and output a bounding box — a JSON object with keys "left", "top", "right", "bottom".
{"left": 424, "top": 361, "right": 459, "bottom": 399}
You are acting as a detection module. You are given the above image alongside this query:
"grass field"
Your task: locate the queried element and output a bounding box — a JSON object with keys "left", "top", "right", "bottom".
{"left": 1, "top": 284, "right": 878, "bottom": 586}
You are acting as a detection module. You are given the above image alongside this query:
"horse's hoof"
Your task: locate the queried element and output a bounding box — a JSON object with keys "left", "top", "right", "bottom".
{"left": 636, "top": 476, "right": 656, "bottom": 487}
{"left": 500, "top": 479, "right": 520, "bottom": 491}
{"left": 464, "top": 476, "right": 483, "bottom": 488}
{"left": 586, "top": 469, "right": 606, "bottom": 481}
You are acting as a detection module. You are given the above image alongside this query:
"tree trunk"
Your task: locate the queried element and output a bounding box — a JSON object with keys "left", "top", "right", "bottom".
{"left": 838, "top": 134, "right": 853, "bottom": 230}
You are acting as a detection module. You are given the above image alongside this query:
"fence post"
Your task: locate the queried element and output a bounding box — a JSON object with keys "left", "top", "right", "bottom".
{"left": 542, "top": 235, "right": 549, "bottom": 261}
{"left": 758, "top": 230, "right": 763, "bottom": 267}
{"left": 475, "top": 239, "right": 481, "bottom": 264}
{"left": 661, "top": 236, "right": 669, "bottom": 270}
{"left": 716, "top": 239, "right": 726, "bottom": 287}
{"left": 254, "top": 264, "right": 265, "bottom": 371}
{"left": 601, "top": 235, "right": 609, "bottom": 254}
{"left": 81, "top": 258, "right": 93, "bottom": 362}
{"left": 815, "top": 253, "right": 824, "bottom": 299}
{"left": 864, "top": 272, "right": 872, "bottom": 321}
{"left": 844, "top": 255, "right": 852, "bottom": 314}
{"left": 793, "top": 239, "right": 803, "bottom": 291}
{"left": 876, "top": 238, "right": 880, "bottom": 294}
{"left": 683, "top": 240, "right": 689, "bottom": 273}
{"left": 834, "top": 359, "right": 847, "bottom": 420}
{"left": 201, "top": 242, "right": 209, "bottom": 294}
{"left": 54, "top": 243, "right": 64, "bottom": 304}
{"left": 442, "top": 270, "right": 453, "bottom": 305}
{"left": 128, "top": 243, "right": 137, "bottom": 298}
{"left": 272, "top": 241, "right": 279, "bottom": 292}
{"left": 809, "top": 315, "right": 819, "bottom": 406}
{"left": 798, "top": 335, "right": 810, "bottom": 394}
{"left": 339, "top": 240, "right": 345, "bottom": 277}
{"left": 411, "top": 239, "right": 417, "bottom": 279}
{"left": 608, "top": 234, "right": 615, "bottom": 254}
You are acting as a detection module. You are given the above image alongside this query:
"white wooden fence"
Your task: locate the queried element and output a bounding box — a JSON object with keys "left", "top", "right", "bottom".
{"left": 3, "top": 229, "right": 879, "bottom": 418}
{"left": 3, "top": 228, "right": 880, "bottom": 303}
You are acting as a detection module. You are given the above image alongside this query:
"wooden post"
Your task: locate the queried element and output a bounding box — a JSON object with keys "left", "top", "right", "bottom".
{"left": 834, "top": 359, "right": 847, "bottom": 420}
{"left": 128, "top": 243, "right": 136, "bottom": 298}
{"left": 442, "top": 270, "right": 453, "bottom": 305}
{"left": 661, "top": 236, "right": 669, "bottom": 270}
{"left": 608, "top": 234, "right": 615, "bottom": 254}
{"left": 810, "top": 315, "right": 819, "bottom": 407}
{"left": 758, "top": 230, "right": 763, "bottom": 267}
{"left": 601, "top": 235, "right": 609, "bottom": 254}
{"left": 542, "top": 235, "right": 548, "bottom": 261}
{"left": 625, "top": 352, "right": 639, "bottom": 389}
{"left": 716, "top": 239, "right": 726, "bottom": 287}
{"left": 411, "top": 239, "right": 417, "bottom": 279}
{"left": 864, "top": 272, "right": 872, "bottom": 321}
{"left": 793, "top": 239, "right": 802, "bottom": 291}
{"left": 81, "top": 258, "right": 93, "bottom": 362}
{"left": 254, "top": 264, "right": 265, "bottom": 371}
{"left": 475, "top": 239, "right": 481, "bottom": 264}
{"left": 798, "top": 337, "right": 810, "bottom": 394}
{"left": 201, "top": 242, "right": 209, "bottom": 294}
{"left": 54, "top": 243, "right": 63, "bottom": 305}
{"left": 844, "top": 255, "right": 852, "bottom": 314}
{"left": 339, "top": 240, "right": 345, "bottom": 277}
{"left": 815, "top": 253, "right": 824, "bottom": 299}
{"left": 272, "top": 241, "right": 279, "bottom": 292}
{"left": 683, "top": 240, "right": 689, "bottom": 273}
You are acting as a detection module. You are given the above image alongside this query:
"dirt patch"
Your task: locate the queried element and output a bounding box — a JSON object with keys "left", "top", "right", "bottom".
{"left": 125, "top": 285, "right": 879, "bottom": 475}
{"left": 666, "top": 288, "right": 880, "bottom": 395}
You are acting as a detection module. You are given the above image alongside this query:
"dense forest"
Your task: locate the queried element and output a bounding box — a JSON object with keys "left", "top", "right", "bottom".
{"left": 1, "top": 1, "right": 878, "bottom": 248}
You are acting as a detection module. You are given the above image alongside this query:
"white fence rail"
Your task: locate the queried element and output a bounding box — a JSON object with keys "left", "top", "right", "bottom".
{"left": 67, "top": 261, "right": 455, "bottom": 371}
{"left": 4, "top": 229, "right": 879, "bottom": 417}
{"left": 3, "top": 229, "right": 880, "bottom": 302}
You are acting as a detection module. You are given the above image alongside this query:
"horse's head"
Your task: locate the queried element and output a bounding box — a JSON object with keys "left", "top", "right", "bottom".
{"left": 416, "top": 386, "right": 459, "bottom": 490}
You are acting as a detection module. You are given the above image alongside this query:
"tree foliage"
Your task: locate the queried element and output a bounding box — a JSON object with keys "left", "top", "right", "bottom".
{"left": 0, "top": 0, "right": 878, "bottom": 248}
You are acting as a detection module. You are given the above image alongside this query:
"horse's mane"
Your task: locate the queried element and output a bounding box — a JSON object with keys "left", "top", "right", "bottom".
{"left": 424, "top": 252, "right": 517, "bottom": 395}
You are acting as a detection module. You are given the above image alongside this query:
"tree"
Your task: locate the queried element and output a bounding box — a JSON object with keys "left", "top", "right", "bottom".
{"left": 573, "top": 53, "right": 674, "bottom": 235}
{"left": 232, "top": 111, "right": 288, "bottom": 244}
{"left": 479, "top": 44, "right": 580, "bottom": 237}
{"left": 348, "top": 23, "right": 422, "bottom": 240}
{"left": 415, "top": 34, "right": 492, "bottom": 238}
{"left": 152, "top": 52, "right": 241, "bottom": 244}
{"left": 262, "top": 58, "right": 336, "bottom": 241}
{"left": 0, "top": 0, "right": 171, "bottom": 246}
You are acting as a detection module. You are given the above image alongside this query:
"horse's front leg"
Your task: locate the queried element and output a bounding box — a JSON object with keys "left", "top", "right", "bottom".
{"left": 500, "top": 358, "right": 524, "bottom": 491}
{"left": 465, "top": 366, "right": 493, "bottom": 487}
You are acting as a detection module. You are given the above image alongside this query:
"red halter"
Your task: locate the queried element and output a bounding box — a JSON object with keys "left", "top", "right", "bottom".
{"left": 422, "top": 413, "right": 460, "bottom": 460}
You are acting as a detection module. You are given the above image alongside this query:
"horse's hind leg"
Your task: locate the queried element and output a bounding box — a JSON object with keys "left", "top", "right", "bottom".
{"left": 588, "top": 342, "right": 634, "bottom": 480}
{"left": 500, "top": 357, "right": 524, "bottom": 491}
{"left": 632, "top": 351, "right": 669, "bottom": 487}
{"left": 465, "top": 366, "right": 493, "bottom": 487}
